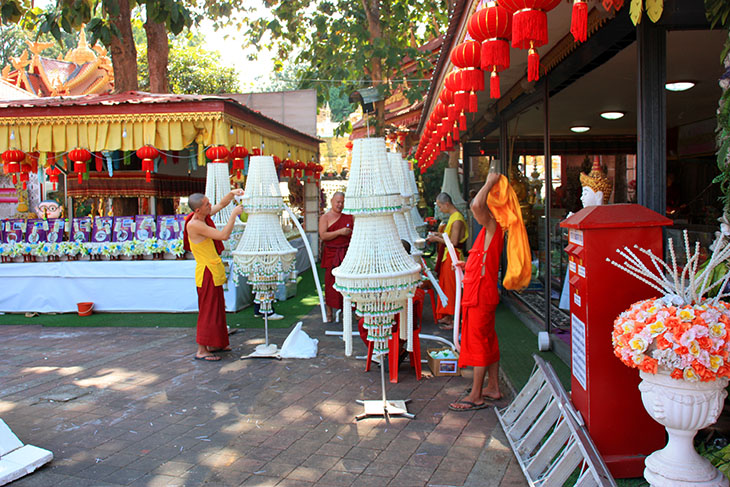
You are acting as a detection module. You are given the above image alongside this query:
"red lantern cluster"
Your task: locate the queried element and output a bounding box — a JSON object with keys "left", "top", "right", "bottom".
{"left": 69, "top": 148, "right": 91, "bottom": 185}
{"left": 2, "top": 149, "right": 24, "bottom": 185}
{"left": 450, "top": 40, "right": 483, "bottom": 112}
{"left": 137, "top": 145, "right": 159, "bottom": 183}
{"left": 231, "top": 145, "right": 249, "bottom": 179}
{"left": 282, "top": 158, "right": 294, "bottom": 178}
{"left": 206, "top": 145, "right": 230, "bottom": 163}
{"left": 305, "top": 161, "right": 323, "bottom": 182}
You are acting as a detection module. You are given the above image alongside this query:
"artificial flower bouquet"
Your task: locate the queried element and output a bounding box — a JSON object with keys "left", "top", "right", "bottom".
{"left": 143, "top": 238, "right": 163, "bottom": 256}
{"left": 613, "top": 297, "right": 730, "bottom": 382}
{"left": 165, "top": 238, "right": 184, "bottom": 257}
{"left": 611, "top": 217, "right": 730, "bottom": 382}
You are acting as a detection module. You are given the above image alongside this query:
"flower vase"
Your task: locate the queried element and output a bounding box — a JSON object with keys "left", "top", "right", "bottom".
{"left": 639, "top": 370, "right": 729, "bottom": 486}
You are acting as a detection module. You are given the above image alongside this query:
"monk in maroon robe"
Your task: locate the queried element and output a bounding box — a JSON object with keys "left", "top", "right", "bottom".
{"left": 319, "top": 192, "right": 353, "bottom": 322}
{"left": 184, "top": 190, "right": 243, "bottom": 361}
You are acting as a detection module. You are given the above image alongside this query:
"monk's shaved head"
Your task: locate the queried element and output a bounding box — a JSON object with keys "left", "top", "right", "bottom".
{"left": 189, "top": 193, "right": 206, "bottom": 210}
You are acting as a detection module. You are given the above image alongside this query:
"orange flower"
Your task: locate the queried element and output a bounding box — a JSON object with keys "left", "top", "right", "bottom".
{"left": 693, "top": 361, "right": 714, "bottom": 382}
{"left": 697, "top": 336, "right": 713, "bottom": 350}
{"left": 638, "top": 357, "right": 658, "bottom": 374}
{"left": 655, "top": 333, "right": 672, "bottom": 350}
{"left": 671, "top": 368, "right": 684, "bottom": 380}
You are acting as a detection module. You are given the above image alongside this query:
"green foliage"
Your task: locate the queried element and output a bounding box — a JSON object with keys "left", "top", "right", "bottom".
{"left": 328, "top": 85, "right": 355, "bottom": 123}
{"left": 421, "top": 153, "right": 449, "bottom": 215}
{"left": 239, "top": 0, "right": 448, "bottom": 132}
{"left": 138, "top": 36, "right": 239, "bottom": 94}
{"left": 706, "top": 0, "right": 730, "bottom": 29}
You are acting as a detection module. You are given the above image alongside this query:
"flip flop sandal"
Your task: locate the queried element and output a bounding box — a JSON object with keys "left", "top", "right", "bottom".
{"left": 194, "top": 355, "right": 221, "bottom": 361}
{"left": 448, "top": 400, "right": 489, "bottom": 412}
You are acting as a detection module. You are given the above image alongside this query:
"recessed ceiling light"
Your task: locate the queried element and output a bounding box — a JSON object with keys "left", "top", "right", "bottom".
{"left": 665, "top": 81, "right": 695, "bottom": 92}
{"left": 600, "top": 111, "right": 625, "bottom": 120}
{"left": 570, "top": 126, "right": 590, "bottom": 133}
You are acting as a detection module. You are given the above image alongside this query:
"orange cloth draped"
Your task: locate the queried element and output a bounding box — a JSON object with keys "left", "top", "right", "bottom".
{"left": 435, "top": 250, "right": 461, "bottom": 319}
{"left": 196, "top": 267, "right": 229, "bottom": 349}
{"left": 458, "top": 224, "right": 504, "bottom": 368}
{"left": 321, "top": 214, "right": 354, "bottom": 309}
{"left": 486, "top": 175, "right": 531, "bottom": 290}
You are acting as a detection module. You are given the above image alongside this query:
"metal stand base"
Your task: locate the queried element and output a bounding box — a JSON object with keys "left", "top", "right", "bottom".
{"left": 355, "top": 399, "right": 414, "bottom": 420}
{"left": 241, "top": 343, "right": 281, "bottom": 360}
{"left": 240, "top": 312, "right": 281, "bottom": 360}
{"left": 355, "top": 350, "right": 414, "bottom": 421}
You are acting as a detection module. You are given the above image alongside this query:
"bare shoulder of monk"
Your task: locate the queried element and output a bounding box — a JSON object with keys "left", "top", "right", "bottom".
{"left": 187, "top": 219, "right": 208, "bottom": 242}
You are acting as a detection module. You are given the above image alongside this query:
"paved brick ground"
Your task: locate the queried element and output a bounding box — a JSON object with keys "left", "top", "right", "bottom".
{"left": 0, "top": 306, "right": 528, "bottom": 486}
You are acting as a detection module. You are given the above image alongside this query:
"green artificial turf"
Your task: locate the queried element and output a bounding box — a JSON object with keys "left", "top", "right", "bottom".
{"left": 0, "top": 266, "right": 324, "bottom": 329}
{"left": 495, "top": 303, "right": 572, "bottom": 391}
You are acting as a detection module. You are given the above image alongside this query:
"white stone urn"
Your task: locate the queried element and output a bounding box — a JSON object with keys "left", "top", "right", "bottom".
{"left": 639, "top": 370, "right": 729, "bottom": 486}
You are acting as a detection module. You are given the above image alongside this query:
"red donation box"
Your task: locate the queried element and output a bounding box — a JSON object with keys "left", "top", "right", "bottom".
{"left": 560, "top": 204, "right": 672, "bottom": 478}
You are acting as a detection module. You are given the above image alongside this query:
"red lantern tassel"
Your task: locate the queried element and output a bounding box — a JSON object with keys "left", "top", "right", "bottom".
{"left": 145, "top": 171, "right": 151, "bottom": 183}
{"left": 454, "top": 91, "right": 468, "bottom": 111}
{"left": 162, "top": 154, "right": 168, "bottom": 165}
{"left": 482, "top": 40, "right": 510, "bottom": 71}
{"left": 95, "top": 156, "right": 102, "bottom": 172}
{"left": 77, "top": 172, "right": 83, "bottom": 184}
{"left": 571, "top": 0, "right": 588, "bottom": 43}
{"left": 22, "top": 181, "right": 27, "bottom": 190}
{"left": 460, "top": 112, "right": 466, "bottom": 131}
{"left": 453, "top": 125, "right": 459, "bottom": 142}
{"left": 12, "top": 174, "right": 17, "bottom": 184}
{"left": 468, "top": 92, "right": 478, "bottom": 113}
{"left": 528, "top": 47, "right": 540, "bottom": 82}
{"left": 490, "top": 69, "right": 501, "bottom": 99}
{"left": 440, "top": 138, "right": 445, "bottom": 151}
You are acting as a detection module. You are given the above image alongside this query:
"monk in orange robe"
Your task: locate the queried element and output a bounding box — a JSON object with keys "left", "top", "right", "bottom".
{"left": 319, "top": 192, "right": 353, "bottom": 322}
{"left": 450, "top": 173, "right": 504, "bottom": 411}
{"left": 185, "top": 190, "right": 244, "bottom": 361}
{"left": 426, "top": 192, "right": 467, "bottom": 329}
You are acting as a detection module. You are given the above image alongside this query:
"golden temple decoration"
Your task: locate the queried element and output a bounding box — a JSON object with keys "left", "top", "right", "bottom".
{"left": 580, "top": 158, "right": 613, "bottom": 204}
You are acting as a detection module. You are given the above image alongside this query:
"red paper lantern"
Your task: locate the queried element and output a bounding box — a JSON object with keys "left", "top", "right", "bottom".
{"left": 450, "top": 40, "right": 483, "bottom": 112}
{"left": 252, "top": 148, "right": 261, "bottom": 156}
{"left": 231, "top": 145, "right": 248, "bottom": 178}
{"left": 500, "top": 0, "right": 561, "bottom": 82}
{"left": 295, "top": 160, "right": 306, "bottom": 179}
{"left": 19, "top": 162, "right": 32, "bottom": 190}
{"left": 570, "top": 0, "right": 588, "bottom": 43}
{"left": 69, "top": 148, "right": 91, "bottom": 185}
{"left": 468, "top": 2, "right": 513, "bottom": 98}
{"left": 283, "top": 158, "right": 294, "bottom": 178}
{"left": 345, "top": 141, "right": 353, "bottom": 151}
{"left": 45, "top": 165, "right": 61, "bottom": 191}
{"left": 2, "top": 149, "right": 24, "bottom": 185}
{"left": 136, "top": 145, "right": 159, "bottom": 183}
{"left": 205, "top": 145, "right": 230, "bottom": 163}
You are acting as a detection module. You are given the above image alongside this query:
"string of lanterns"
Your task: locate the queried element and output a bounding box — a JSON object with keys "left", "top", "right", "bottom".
{"left": 415, "top": 0, "right": 597, "bottom": 172}
{"left": 1, "top": 144, "right": 323, "bottom": 188}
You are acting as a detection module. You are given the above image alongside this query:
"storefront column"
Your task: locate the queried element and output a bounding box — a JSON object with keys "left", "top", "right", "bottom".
{"left": 637, "top": 20, "right": 666, "bottom": 215}
{"left": 543, "top": 81, "right": 552, "bottom": 335}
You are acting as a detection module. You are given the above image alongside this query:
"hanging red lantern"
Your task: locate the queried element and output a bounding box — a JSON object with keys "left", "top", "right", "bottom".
{"left": 500, "top": 0, "right": 561, "bottom": 82}
{"left": 2, "top": 149, "right": 24, "bottom": 185}
{"left": 136, "top": 145, "right": 159, "bottom": 183}
{"left": 68, "top": 148, "right": 91, "bottom": 185}
{"left": 570, "top": 0, "right": 588, "bottom": 43}
{"left": 19, "top": 162, "right": 32, "bottom": 190}
{"left": 45, "top": 165, "right": 61, "bottom": 191}
{"left": 345, "top": 141, "right": 353, "bottom": 151}
{"left": 252, "top": 148, "right": 261, "bottom": 156}
{"left": 450, "top": 40, "right": 483, "bottom": 112}
{"left": 295, "top": 160, "right": 306, "bottom": 179}
{"left": 205, "top": 145, "right": 230, "bottom": 163}
{"left": 283, "top": 158, "right": 294, "bottom": 178}
{"left": 468, "top": 2, "right": 512, "bottom": 98}
{"left": 230, "top": 145, "right": 248, "bottom": 179}
{"left": 314, "top": 163, "right": 323, "bottom": 181}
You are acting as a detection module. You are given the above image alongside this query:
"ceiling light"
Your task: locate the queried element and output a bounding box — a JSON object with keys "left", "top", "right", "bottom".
{"left": 665, "top": 81, "right": 695, "bottom": 92}
{"left": 570, "top": 126, "right": 590, "bottom": 133}
{"left": 600, "top": 111, "right": 625, "bottom": 120}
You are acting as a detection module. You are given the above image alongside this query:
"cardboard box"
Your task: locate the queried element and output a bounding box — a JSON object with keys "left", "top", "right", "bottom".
{"left": 427, "top": 348, "right": 460, "bottom": 376}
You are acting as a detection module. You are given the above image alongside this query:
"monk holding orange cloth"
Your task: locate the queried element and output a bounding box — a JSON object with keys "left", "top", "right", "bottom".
{"left": 449, "top": 172, "right": 530, "bottom": 412}
{"left": 426, "top": 192, "right": 468, "bottom": 330}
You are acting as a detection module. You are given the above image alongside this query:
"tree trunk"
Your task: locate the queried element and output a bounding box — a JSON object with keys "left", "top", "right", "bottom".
{"left": 109, "top": 0, "right": 138, "bottom": 93}
{"left": 362, "top": 0, "right": 385, "bottom": 136}
{"left": 144, "top": 19, "right": 169, "bottom": 93}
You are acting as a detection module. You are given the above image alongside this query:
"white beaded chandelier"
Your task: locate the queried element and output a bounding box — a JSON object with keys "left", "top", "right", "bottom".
{"left": 333, "top": 138, "right": 422, "bottom": 355}
{"left": 205, "top": 160, "right": 234, "bottom": 226}
{"left": 387, "top": 152, "right": 423, "bottom": 254}
{"left": 232, "top": 155, "right": 296, "bottom": 314}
